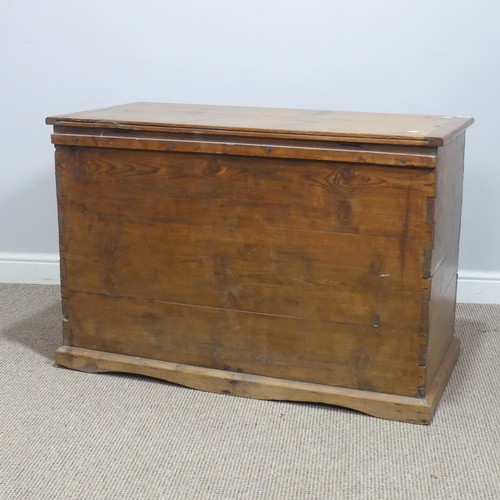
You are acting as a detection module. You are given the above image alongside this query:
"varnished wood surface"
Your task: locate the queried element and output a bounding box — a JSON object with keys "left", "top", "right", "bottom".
{"left": 46, "top": 102, "right": 473, "bottom": 147}
{"left": 56, "top": 147, "right": 435, "bottom": 240}
{"left": 425, "top": 133, "right": 466, "bottom": 388}
{"left": 53, "top": 125, "right": 441, "bottom": 165}
{"left": 49, "top": 103, "right": 472, "bottom": 422}
{"left": 64, "top": 290, "right": 424, "bottom": 396}
{"left": 51, "top": 129, "right": 438, "bottom": 168}
{"left": 54, "top": 337, "right": 459, "bottom": 425}
{"left": 55, "top": 146, "right": 436, "bottom": 397}
{"left": 60, "top": 213, "right": 428, "bottom": 325}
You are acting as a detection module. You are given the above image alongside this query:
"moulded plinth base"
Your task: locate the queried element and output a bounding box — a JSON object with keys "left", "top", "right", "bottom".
{"left": 55, "top": 337, "right": 459, "bottom": 424}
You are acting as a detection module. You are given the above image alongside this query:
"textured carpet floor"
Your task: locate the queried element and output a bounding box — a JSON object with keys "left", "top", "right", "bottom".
{"left": 0, "top": 284, "right": 499, "bottom": 500}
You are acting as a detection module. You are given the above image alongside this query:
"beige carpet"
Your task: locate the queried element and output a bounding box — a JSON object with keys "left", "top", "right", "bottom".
{"left": 0, "top": 284, "right": 499, "bottom": 500}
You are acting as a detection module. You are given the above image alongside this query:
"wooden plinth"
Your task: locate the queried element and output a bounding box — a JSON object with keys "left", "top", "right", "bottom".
{"left": 55, "top": 337, "right": 459, "bottom": 425}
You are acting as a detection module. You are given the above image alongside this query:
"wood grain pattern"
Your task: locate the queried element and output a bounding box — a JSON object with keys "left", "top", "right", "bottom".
{"left": 425, "top": 133, "right": 466, "bottom": 388}
{"left": 54, "top": 145, "right": 435, "bottom": 397}
{"left": 54, "top": 337, "right": 459, "bottom": 424}
{"left": 56, "top": 147, "right": 434, "bottom": 240}
{"left": 51, "top": 127, "right": 438, "bottom": 168}
{"left": 48, "top": 102, "right": 472, "bottom": 423}
{"left": 64, "top": 290, "right": 424, "bottom": 396}
{"left": 55, "top": 148, "right": 432, "bottom": 396}
{"left": 46, "top": 102, "right": 473, "bottom": 147}
{"left": 60, "top": 210, "right": 428, "bottom": 325}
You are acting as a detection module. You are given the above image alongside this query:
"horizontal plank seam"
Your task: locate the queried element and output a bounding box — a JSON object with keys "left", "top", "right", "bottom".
{"left": 58, "top": 207, "right": 433, "bottom": 242}
{"left": 67, "top": 289, "right": 428, "bottom": 328}
{"left": 70, "top": 289, "right": 306, "bottom": 320}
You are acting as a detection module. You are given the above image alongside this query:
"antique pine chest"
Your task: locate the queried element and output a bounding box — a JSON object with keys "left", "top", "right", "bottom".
{"left": 47, "top": 103, "right": 473, "bottom": 423}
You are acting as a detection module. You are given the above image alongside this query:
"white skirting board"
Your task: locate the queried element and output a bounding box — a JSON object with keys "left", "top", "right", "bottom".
{"left": 0, "top": 253, "right": 60, "bottom": 285}
{"left": 0, "top": 253, "right": 499, "bottom": 304}
{"left": 456, "top": 271, "right": 500, "bottom": 305}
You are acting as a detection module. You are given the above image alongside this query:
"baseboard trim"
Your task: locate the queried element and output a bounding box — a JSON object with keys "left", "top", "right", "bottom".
{"left": 1, "top": 256, "right": 499, "bottom": 303}
{"left": 0, "top": 252, "right": 60, "bottom": 284}
{"left": 456, "top": 271, "right": 500, "bottom": 304}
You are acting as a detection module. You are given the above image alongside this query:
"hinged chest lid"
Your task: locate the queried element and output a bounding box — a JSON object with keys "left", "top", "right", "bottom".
{"left": 46, "top": 102, "right": 473, "bottom": 148}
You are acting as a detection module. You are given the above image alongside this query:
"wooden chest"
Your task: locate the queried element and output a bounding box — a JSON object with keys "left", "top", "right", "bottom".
{"left": 47, "top": 103, "right": 473, "bottom": 423}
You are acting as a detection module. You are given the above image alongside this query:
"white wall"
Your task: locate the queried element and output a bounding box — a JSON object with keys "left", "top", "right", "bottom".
{"left": 1, "top": 0, "right": 499, "bottom": 301}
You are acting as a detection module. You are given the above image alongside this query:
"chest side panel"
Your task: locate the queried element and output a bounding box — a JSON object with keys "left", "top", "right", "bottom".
{"left": 425, "top": 133, "right": 466, "bottom": 389}
{"left": 56, "top": 146, "right": 434, "bottom": 396}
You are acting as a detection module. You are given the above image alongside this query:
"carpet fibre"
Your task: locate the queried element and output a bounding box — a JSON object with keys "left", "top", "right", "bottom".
{"left": 1, "top": 283, "right": 499, "bottom": 499}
